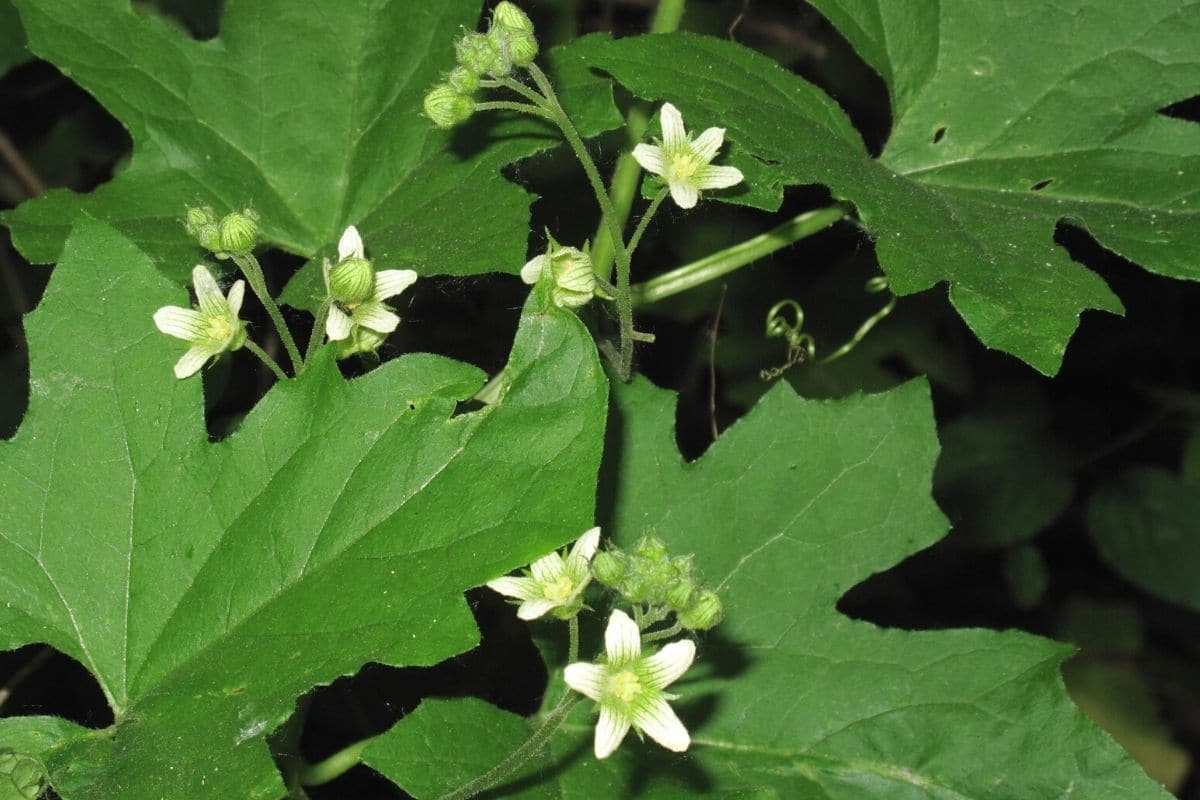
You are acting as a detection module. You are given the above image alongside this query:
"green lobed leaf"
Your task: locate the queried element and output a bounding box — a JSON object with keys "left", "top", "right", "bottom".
{"left": 570, "top": 1, "right": 1200, "bottom": 374}
{"left": 370, "top": 376, "right": 1168, "bottom": 798}
{"left": 3, "top": 0, "right": 619, "bottom": 281}
{"left": 0, "top": 217, "right": 608, "bottom": 799}
{"left": 1086, "top": 466, "right": 1200, "bottom": 612}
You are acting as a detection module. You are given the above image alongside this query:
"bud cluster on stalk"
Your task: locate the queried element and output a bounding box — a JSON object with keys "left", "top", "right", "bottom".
{"left": 593, "top": 531, "right": 725, "bottom": 630}
{"left": 423, "top": 2, "right": 539, "bottom": 129}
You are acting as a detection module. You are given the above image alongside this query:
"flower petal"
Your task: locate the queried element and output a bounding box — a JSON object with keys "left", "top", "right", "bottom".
{"left": 632, "top": 143, "right": 666, "bottom": 177}
{"left": 520, "top": 255, "right": 547, "bottom": 285}
{"left": 338, "top": 225, "right": 364, "bottom": 260}
{"left": 690, "top": 126, "right": 725, "bottom": 163}
{"left": 486, "top": 576, "right": 541, "bottom": 601}
{"left": 326, "top": 305, "right": 353, "bottom": 341}
{"left": 595, "top": 705, "right": 632, "bottom": 760}
{"left": 192, "top": 265, "right": 225, "bottom": 317}
{"left": 604, "top": 609, "right": 641, "bottom": 664}
{"left": 529, "top": 551, "right": 565, "bottom": 584}
{"left": 659, "top": 102, "right": 687, "bottom": 152}
{"left": 226, "top": 280, "right": 246, "bottom": 317}
{"left": 153, "top": 306, "right": 206, "bottom": 341}
{"left": 567, "top": 526, "right": 601, "bottom": 564}
{"left": 373, "top": 269, "right": 418, "bottom": 302}
{"left": 353, "top": 302, "right": 400, "bottom": 334}
{"left": 696, "top": 164, "right": 744, "bottom": 191}
{"left": 563, "top": 662, "right": 606, "bottom": 701}
{"left": 632, "top": 696, "right": 689, "bottom": 752}
{"left": 667, "top": 180, "right": 699, "bottom": 210}
{"left": 173, "top": 345, "right": 216, "bottom": 379}
{"left": 641, "top": 640, "right": 696, "bottom": 690}
{"left": 516, "top": 598, "right": 560, "bottom": 620}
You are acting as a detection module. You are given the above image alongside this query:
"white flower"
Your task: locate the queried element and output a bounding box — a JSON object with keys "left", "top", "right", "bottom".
{"left": 632, "top": 102, "right": 744, "bottom": 209}
{"left": 564, "top": 609, "right": 695, "bottom": 759}
{"left": 520, "top": 243, "right": 597, "bottom": 309}
{"left": 323, "top": 225, "right": 418, "bottom": 348}
{"left": 487, "top": 527, "right": 601, "bottom": 620}
{"left": 152, "top": 264, "right": 247, "bottom": 379}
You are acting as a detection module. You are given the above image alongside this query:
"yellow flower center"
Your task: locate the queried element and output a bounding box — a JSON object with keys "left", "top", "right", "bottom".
{"left": 544, "top": 575, "right": 576, "bottom": 602}
{"left": 669, "top": 153, "right": 699, "bottom": 181}
{"left": 206, "top": 315, "right": 232, "bottom": 342}
{"left": 612, "top": 670, "right": 641, "bottom": 703}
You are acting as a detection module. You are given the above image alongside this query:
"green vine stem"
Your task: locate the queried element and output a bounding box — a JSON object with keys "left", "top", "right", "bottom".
{"left": 231, "top": 253, "right": 303, "bottom": 374}
{"left": 244, "top": 339, "right": 289, "bottom": 382}
{"left": 304, "top": 300, "right": 331, "bottom": 365}
{"left": 297, "top": 734, "right": 380, "bottom": 787}
{"left": 626, "top": 188, "right": 668, "bottom": 256}
{"left": 590, "top": 0, "right": 688, "bottom": 280}
{"left": 631, "top": 204, "right": 850, "bottom": 306}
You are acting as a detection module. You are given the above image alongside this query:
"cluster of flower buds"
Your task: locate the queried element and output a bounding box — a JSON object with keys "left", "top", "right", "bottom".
{"left": 423, "top": 2, "right": 539, "bottom": 129}
{"left": 185, "top": 206, "right": 260, "bottom": 259}
{"left": 593, "top": 531, "right": 724, "bottom": 630}
{"left": 520, "top": 236, "right": 600, "bottom": 310}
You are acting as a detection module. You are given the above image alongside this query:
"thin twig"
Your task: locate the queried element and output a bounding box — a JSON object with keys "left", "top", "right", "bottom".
{"left": 0, "top": 128, "right": 46, "bottom": 197}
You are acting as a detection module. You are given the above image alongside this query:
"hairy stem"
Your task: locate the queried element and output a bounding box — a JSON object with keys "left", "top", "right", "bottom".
{"left": 631, "top": 204, "right": 849, "bottom": 306}
{"left": 626, "top": 188, "right": 668, "bottom": 256}
{"left": 473, "top": 100, "right": 555, "bottom": 122}
{"left": 305, "top": 300, "right": 331, "bottom": 365}
{"left": 232, "top": 254, "right": 303, "bottom": 374}
{"left": 244, "top": 339, "right": 289, "bottom": 382}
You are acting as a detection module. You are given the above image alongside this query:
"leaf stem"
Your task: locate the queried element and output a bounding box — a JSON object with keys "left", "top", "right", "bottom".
{"left": 232, "top": 254, "right": 303, "bottom": 374}
{"left": 631, "top": 204, "right": 849, "bottom": 306}
{"left": 298, "top": 735, "right": 379, "bottom": 787}
{"left": 244, "top": 339, "right": 289, "bottom": 381}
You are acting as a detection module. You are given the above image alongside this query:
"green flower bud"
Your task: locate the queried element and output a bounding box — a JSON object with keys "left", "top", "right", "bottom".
{"left": 196, "top": 223, "right": 223, "bottom": 254}
{"left": 634, "top": 532, "right": 669, "bottom": 564}
{"left": 423, "top": 84, "right": 475, "bottom": 129}
{"left": 592, "top": 549, "right": 627, "bottom": 588}
{"left": 328, "top": 257, "right": 375, "bottom": 305}
{"left": 456, "top": 31, "right": 510, "bottom": 77}
{"left": 217, "top": 209, "right": 259, "bottom": 256}
{"left": 184, "top": 205, "right": 217, "bottom": 237}
{"left": 678, "top": 590, "right": 723, "bottom": 630}
{"left": 0, "top": 750, "right": 48, "bottom": 800}
{"left": 447, "top": 66, "right": 479, "bottom": 94}
{"left": 493, "top": 1, "right": 534, "bottom": 34}
{"left": 489, "top": 25, "right": 538, "bottom": 69}
{"left": 666, "top": 578, "right": 695, "bottom": 611}
{"left": 547, "top": 246, "right": 595, "bottom": 309}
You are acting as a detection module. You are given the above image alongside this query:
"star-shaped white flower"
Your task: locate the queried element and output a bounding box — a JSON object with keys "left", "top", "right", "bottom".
{"left": 323, "top": 225, "right": 418, "bottom": 345}
{"left": 487, "top": 527, "right": 601, "bottom": 620}
{"left": 564, "top": 609, "right": 695, "bottom": 759}
{"left": 152, "top": 264, "right": 247, "bottom": 379}
{"left": 632, "top": 102, "right": 744, "bottom": 209}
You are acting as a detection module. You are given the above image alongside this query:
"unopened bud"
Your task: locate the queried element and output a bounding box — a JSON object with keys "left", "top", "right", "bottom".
{"left": 184, "top": 205, "right": 217, "bottom": 237}
{"left": 678, "top": 590, "right": 723, "bottom": 630}
{"left": 666, "top": 578, "right": 695, "bottom": 611}
{"left": 447, "top": 66, "right": 479, "bottom": 95}
{"left": 424, "top": 84, "right": 474, "bottom": 129}
{"left": 218, "top": 209, "right": 259, "bottom": 256}
{"left": 335, "top": 325, "right": 387, "bottom": 361}
{"left": 196, "top": 223, "right": 223, "bottom": 254}
{"left": 547, "top": 246, "right": 595, "bottom": 309}
{"left": 455, "top": 31, "right": 510, "bottom": 77}
{"left": 592, "top": 550, "right": 627, "bottom": 587}
{"left": 493, "top": 2, "right": 534, "bottom": 34}
{"left": 635, "top": 532, "right": 669, "bottom": 564}
{"left": 328, "top": 257, "right": 375, "bottom": 305}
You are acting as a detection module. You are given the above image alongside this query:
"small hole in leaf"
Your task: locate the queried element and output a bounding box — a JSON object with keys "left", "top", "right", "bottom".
{"left": 1029, "top": 179, "right": 1054, "bottom": 192}
{"left": 932, "top": 126, "right": 947, "bottom": 144}
{"left": 0, "top": 644, "right": 114, "bottom": 729}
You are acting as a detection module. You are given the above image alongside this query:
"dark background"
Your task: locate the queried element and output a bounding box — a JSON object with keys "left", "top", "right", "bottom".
{"left": 1, "top": 1, "right": 1198, "bottom": 797}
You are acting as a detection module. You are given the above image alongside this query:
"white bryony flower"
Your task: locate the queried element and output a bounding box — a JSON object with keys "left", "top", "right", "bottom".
{"left": 564, "top": 609, "right": 695, "bottom": 759}
{"left": 487, "top": 527, "right": 601, "bottom": 620}
{"left": 152, "top": 264, "right": 247, "bottom": 379}
{"left": 520, "top": 242, "right": 597, "bottom": 310}
{"left": 323, "top": 225, "right": 418, "bottom": 350}
{"left": 632, "top": 102, "right": 744, "bottom": 210}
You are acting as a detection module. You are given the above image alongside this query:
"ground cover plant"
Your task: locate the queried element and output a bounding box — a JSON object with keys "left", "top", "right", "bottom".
{"left": 0, "top": 1, "right": 1198, "bottom": 798}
